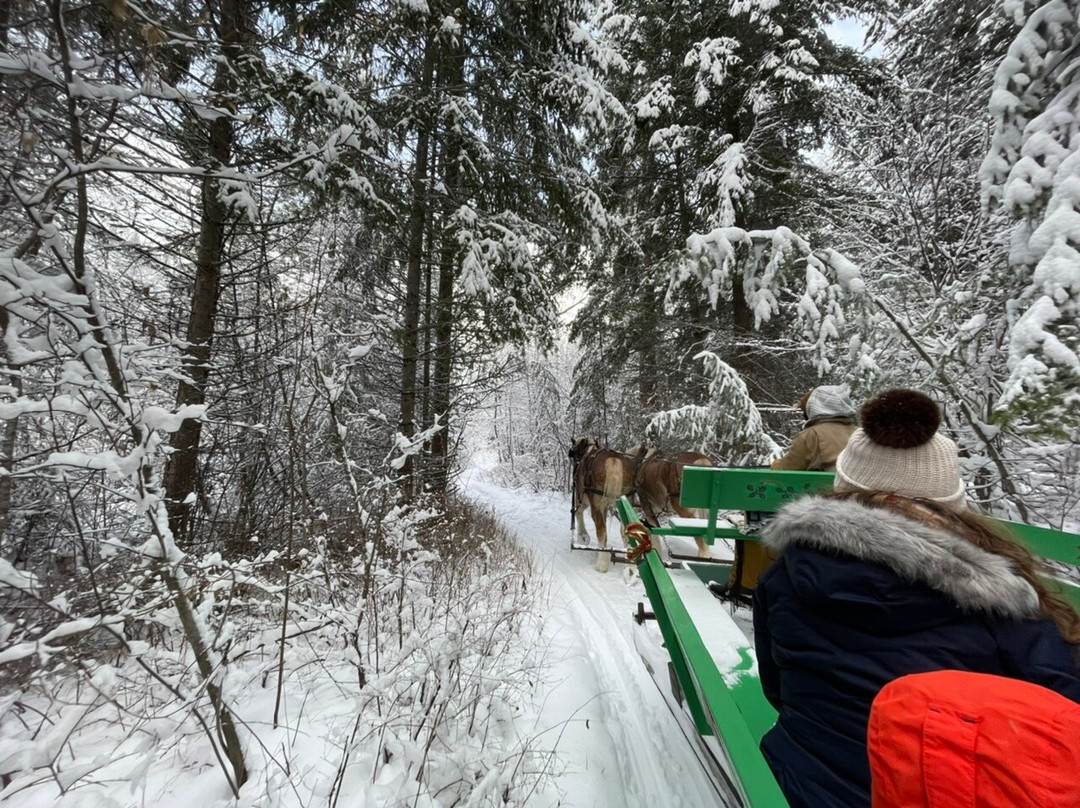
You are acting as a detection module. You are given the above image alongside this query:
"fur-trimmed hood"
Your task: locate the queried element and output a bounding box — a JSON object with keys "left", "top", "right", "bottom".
{"left": 762, "top": 497, "right": 1040, "bottom": 620}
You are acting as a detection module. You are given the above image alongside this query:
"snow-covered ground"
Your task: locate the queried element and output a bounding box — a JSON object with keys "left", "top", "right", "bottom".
{"left": 461, "top": 462, "right": 725, "bottom": 808}
{"left": 0, "top": 457, "right": 727, "bottom": 808}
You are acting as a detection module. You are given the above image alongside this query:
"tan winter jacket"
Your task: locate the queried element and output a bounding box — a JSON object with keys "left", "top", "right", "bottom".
{"left": 774, "top": 418, "right": 857, "bottom": 471}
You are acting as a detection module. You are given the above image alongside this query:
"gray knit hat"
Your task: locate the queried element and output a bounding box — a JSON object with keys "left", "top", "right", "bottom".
{"left": 805, "top": 384, "right": 856, "bottom": 421}
{"left": 834, "top": 389, "right": 967, "bottom": 508}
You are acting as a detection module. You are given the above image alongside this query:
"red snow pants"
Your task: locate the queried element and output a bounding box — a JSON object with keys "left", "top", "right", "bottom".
{"left": 868, "top": 670, "right": 1080, "bottom": 808}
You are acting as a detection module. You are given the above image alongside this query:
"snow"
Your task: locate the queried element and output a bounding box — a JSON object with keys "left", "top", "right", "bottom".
{"left": 141, "top": 404, "right": 207, "bottom": 432}
{"left": 979, "top": 0, "right": 1080, "bottom": 429}
{"left": 678, "top": 229, "right": 867, "bottom": 376}
{"left": 647, "top": 351, "right": 780, "bottom": 464}
{"left": 461, "top": 460, "right": 730, "bottom": 807}
{"left": 666, "top": 569, "right": 754, "bottom": 687}
{"left": 633, "top": 78, "right": 675, "bottom": 120}
{"left": 684, "top": 38, "right": 741, "bottom": 106}
{"left": 1010, "top": 295, "right": 1078, "bottom": 370}
{"left": 0, "top": 558, "right": 39, "bottom": 593}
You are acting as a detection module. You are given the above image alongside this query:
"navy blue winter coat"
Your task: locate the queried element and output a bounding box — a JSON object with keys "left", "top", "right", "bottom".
{"left": 753, "top": 497, "right": 1080, "bottom": 808}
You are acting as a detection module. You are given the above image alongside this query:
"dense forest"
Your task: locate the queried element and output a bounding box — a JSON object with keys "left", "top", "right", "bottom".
{"left": 1, "top": 0, "right": 1078, "bottom": 804}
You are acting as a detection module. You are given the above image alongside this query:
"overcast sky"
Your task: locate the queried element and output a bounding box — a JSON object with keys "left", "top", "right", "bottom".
{"left": 826, "top": 16, "right": 883, "bottom": 58}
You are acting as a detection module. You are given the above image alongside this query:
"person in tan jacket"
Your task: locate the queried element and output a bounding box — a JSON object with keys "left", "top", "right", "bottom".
{"left": 723, "top": 385, "right": 857, "bottom": 602}
{"left": 774, "top": 385, "right": 858, "bottom": 472}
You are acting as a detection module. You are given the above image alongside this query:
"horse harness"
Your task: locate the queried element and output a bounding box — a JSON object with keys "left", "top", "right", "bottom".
{"left": 571, "top": 444, "right": 642, "bottom": 503}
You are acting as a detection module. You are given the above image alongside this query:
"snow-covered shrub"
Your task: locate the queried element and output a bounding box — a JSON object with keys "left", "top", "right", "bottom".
{"left": 0, "top": 498, "right": 553, "bottom": 807}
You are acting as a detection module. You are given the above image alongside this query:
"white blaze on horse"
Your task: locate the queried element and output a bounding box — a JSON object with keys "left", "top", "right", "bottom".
{"left": 569, "top": 438, "right": 644, "bottom": 572}
{"left": 629, "top": 445, "right": 714, "bottom": 559}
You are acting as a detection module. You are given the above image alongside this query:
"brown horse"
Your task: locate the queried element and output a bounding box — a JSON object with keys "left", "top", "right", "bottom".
{"left": 631, "top": 446, "right": 714, "bottom": 558}
{"left": 569, "top": 438, "right": 643, "bottom": 572}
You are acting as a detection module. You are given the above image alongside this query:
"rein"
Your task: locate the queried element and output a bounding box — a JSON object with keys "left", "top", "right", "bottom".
{"left": 569, "top": 454, "right": 578, "bottom": 531}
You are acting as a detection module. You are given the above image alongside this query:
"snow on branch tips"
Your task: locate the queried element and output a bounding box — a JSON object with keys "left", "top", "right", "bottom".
{"left": 684, "top": 38, "right": 741, "bottom": 106}
{"left": 697, "top": 142, "right": 749, "bottom": 227}
{"left": 647, "top": 351, "right": 780, "bottom": 465}
{"left": 0, "top": 558, "right": 39, "bottom": 596}
{"left": 980, "top": 0, "right": 1080, "bottom": 432}
{"left": 388, "top": 416, "right": 444, "bottom": 472}
{"left": 453, "top": 205, "right": 558, "bottom": 340}
{"left": 677, "top": 227, "right": 869, "bottom": 373}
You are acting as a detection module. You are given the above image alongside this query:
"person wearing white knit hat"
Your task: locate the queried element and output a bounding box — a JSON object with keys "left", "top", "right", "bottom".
{"left": 750, "top": 387, "right": 1080, "bottom": 808}
{"left": 834, "top": 389, "right": 967, "bottom": 508}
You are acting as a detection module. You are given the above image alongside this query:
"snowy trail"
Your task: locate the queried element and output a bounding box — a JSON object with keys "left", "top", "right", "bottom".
{"left": 463, "top": 472, "right": 724, "bottom": 808}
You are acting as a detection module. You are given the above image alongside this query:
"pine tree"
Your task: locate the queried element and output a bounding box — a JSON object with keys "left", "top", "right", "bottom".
{"left": 0, "top": 0, "right": 383, "bottom": 789}
{"left": 981, "top": 0, "right": 1080, "bottom": 438}
{"left": 292, "top": 0, "right": 621, "bottom": 497}
{"left": 575, "top": 0, "right": 874, "bottom": 448}
{"left": 826, "top": 0, "right": 1080, "bottom": 522}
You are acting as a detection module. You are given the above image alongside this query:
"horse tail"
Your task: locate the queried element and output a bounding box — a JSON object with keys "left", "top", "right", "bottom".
{"left": 602, "top": 458, "right": 624, "bottom": 506}
{"left": 690, "top": 454, "right": 712, "bottom": 518}
{"left": 666, "top": 458, "right": 681, "bottom": 495}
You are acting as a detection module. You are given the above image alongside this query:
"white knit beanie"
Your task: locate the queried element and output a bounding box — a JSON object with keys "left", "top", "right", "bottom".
{"left": 834, "top": 390, "right": 967, "bottom": 509}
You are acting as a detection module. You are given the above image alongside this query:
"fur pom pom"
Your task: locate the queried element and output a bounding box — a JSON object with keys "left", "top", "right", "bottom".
{"left": 860, "top": 389, "right": 941, "bottom": 449}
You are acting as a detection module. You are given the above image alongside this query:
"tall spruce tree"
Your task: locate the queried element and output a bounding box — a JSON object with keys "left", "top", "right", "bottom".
{"left": 574, "top": 0, "right": 873, "bottom": 452}
{"left": 291, "top": 0, "right": 621, "bottom": 497}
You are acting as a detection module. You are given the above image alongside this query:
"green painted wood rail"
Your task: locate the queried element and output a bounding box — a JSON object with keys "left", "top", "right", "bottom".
{"left": 672, "top": 466, "right": 1080, "bottom": 609}
{"left": 616, "top": 495, "right": 789, "bottom": 807}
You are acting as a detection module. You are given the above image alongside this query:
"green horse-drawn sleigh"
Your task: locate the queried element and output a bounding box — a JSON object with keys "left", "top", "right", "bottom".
{"left": 611, "top": 466, "right": 1080, "bottom": 807}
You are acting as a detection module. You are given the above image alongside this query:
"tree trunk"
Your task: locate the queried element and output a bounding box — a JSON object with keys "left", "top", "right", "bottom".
{"left": 729, "top": 193, "right": 755, "bottom": 390}
{"left": 420, "top": 138, "right": 439, "bottom": 467}
{"left": 635, "top": 262, "right": 659, "bottom": 413}
{"left": 0, "top": 11, "right": 31, "bottom": 539}
{"left": 164, "top": 0, "right": 247, "bottom": 542}
{"left": 398, "top": 35, "right": 436, "bottom": 500}
{"left": 638, "top": 345, "right": 655, "bottom": 412}
{"left": 429, "top": 33, "right": 465, "bottom": 494}
{"left": 421, "top": 218, "right": 433, "bottom": 436}
{"left": 0, "top": 308, "right": 19, "bottom": 541}
{"left": 730, "top": 276, "right": 754, "bottom": 373}
{"left": 429, "top": 223, "right": 457, "bottom": 492}
{"left": 47, "top": 0, "right": 248, "bottom": 791}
